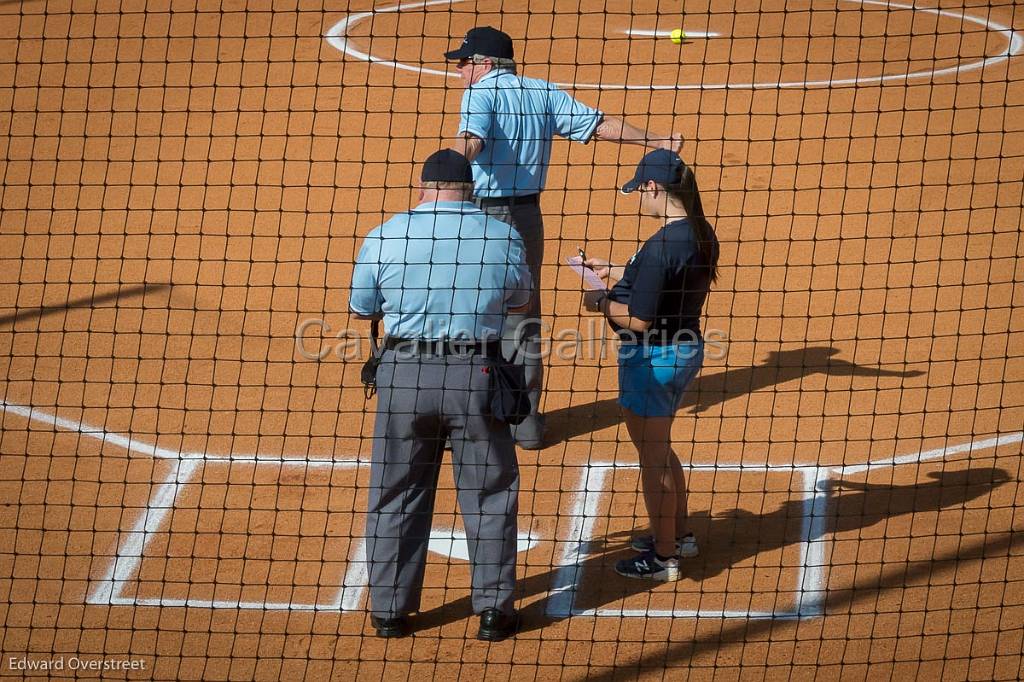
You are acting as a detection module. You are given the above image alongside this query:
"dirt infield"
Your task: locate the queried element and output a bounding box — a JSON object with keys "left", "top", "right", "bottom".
{"left": 2, "top": 0, "right": 1023, "bottom": 679}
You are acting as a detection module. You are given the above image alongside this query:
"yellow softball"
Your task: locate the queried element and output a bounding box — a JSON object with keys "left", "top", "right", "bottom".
{"left": 670, "top": 28, "right": 686, "bottom": 44}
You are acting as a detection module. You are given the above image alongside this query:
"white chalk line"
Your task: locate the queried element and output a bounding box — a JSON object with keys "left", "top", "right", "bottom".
{"left": 0, "top": 398, "right": 365, "bottom": 468}
{"left": 338, "top": 536, "right": 368, "bottom": 611}
{"left": 561, "top": 464, "right": 810, "bottom": 619}
{"left": 4, "top": 399, "right": 1019, "bottom": 615}
{"left": 0, "top": 398, "right": 365, "bottom": 608}
{"left": 109, "top": 596, "right": 336, "bottom": 611}
{"left": 796, "top": 468, "right": 830, "bottom": 617}
{"left": 552, "top": 433, "right": 1021, "bottom": 619}
{"left": 572, "top": 607, "right": 796, "bottom": 619}
{"left": 6, "top": 396, "right": 1016, "bottom": 475}
{"left": 88, "top": 460, "right": 200, "bottom": 605}
{"left": 546, "top": 465, "right": 609, "bottom": 618}
{"left": 324, "top": 0, "right": 1023, "bottom": 90}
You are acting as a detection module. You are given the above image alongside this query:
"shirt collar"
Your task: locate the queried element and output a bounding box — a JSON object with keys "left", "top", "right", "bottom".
{"left": 411, "top": 201, "right": 480, "bottom": 214}
{"left": 476, "top": 68, "right": 512, "bottom": 85}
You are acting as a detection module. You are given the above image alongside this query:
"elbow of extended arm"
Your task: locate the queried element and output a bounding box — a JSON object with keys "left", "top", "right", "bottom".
{"left": 456, "top": 133, "right": 484, "bottom": 161}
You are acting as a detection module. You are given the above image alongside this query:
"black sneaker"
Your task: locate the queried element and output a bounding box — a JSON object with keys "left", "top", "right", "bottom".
{"left": 477, "top": 608, "right": 520, "bottom": 642}
{"left": 370, "top": 614, "right": 409, "bottom": 638}
{"left": 614, "top": 550, "right": 681, "bottom": 581}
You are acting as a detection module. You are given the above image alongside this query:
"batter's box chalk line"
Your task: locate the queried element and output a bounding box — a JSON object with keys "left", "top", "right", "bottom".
{"left": 0, "top": 398, "right": 1020, "bottom": 617}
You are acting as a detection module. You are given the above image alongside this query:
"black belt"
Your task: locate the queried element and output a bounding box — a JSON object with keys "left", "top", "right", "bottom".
{"left": 383, "top": 337, "right": 502, "bottom": 356}
{"left": 476, "top": 193, "right": 540, "bottom": 208}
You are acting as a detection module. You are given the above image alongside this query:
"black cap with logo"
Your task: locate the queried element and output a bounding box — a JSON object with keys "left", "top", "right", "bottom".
{"left": 445, "top": 26, "right": 514, "bottom": 60}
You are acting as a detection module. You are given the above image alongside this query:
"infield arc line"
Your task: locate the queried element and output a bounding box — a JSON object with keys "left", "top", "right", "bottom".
{"left": 325, "top": 0, "right": 1023, "bottom": 90}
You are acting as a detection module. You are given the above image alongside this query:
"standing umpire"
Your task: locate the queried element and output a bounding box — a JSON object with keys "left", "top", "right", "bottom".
{"left": 349, "top": 150, "right": 531, "bottom": 641}
{"left": 446, "top": 26, "right": 684, "bottom": 449}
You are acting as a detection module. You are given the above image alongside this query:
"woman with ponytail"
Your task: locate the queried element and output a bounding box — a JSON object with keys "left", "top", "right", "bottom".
{"left": 582, "top": 149, "right": 719, "bottom": 581}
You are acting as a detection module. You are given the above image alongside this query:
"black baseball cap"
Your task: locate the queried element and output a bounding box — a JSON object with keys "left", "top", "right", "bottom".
{"left": 620, "top": 149, "right": 685, "bottom": 194}
{"left": 421, "top": 149, "right": 474, "bottom": 183}
{"left": 445, "top": 26, "right": 514, "bottom": 61}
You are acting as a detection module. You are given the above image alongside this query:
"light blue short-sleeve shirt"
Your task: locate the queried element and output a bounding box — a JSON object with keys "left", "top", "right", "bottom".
{"left": 459, "top": 70, "right": 603, "bottom": 198}
{"left": 349, "top": 201, "right": 532, "bottom": 340}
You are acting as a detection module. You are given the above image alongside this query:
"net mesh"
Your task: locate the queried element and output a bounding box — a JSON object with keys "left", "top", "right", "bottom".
{"left": 1, "top": 0, "right": 1023, "bottom": 679}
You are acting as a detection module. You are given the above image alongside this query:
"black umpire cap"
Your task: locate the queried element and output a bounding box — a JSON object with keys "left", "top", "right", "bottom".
{"left": 445, "top": 26, "right": 514, "bottom": 60}
{"left": 421, "top": 149, "right": 474, "bottom": 184}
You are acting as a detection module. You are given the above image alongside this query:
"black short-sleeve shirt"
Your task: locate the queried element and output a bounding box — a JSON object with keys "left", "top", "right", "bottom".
{"left": 607, "top": 218, "right": 718, "bottom": 343}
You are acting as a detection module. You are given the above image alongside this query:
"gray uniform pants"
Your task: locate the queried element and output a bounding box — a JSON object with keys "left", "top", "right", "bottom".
{"left": 474, "top": 198, "right": 546, "bottom": 447}
{"left": 365, "top": 348, "right": 520, "bottom": 618}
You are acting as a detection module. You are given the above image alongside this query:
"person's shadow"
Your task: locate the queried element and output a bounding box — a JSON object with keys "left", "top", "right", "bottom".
{"left": 544, "top": 346, "right": 926, "bottom": 444}
{"left": 411, "top": 465, "right": 1009, "bottom": 634}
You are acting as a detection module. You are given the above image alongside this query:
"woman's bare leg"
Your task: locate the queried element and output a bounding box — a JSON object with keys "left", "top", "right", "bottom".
{"left": 624, "top": 410, "right": 686, "bottom": 557}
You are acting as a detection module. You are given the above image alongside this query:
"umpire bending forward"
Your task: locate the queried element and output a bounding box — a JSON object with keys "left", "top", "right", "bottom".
{"left": 349, "top": 150, "right": 532, "bottom": 642}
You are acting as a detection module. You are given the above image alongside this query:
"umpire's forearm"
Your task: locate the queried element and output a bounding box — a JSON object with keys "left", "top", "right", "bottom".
{"left": 594, "top": 117, "right": 680, "bottom": 151}
{"left": 452, "top": 133, "right": 484, "bottom": 161}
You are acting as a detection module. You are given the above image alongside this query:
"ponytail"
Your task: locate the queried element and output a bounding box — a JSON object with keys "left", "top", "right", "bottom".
{"left": 664, "top": 164, "right": 718, "bottom": 283}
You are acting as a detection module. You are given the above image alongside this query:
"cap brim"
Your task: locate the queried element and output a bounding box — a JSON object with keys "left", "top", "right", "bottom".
{"left": 445, "top": 47, "right": 472, "bottom": 60}
{"left": 619, "top": 177, "right": 641, "bottom": 194}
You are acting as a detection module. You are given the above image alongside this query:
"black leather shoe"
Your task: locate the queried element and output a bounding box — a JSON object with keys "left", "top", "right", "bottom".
{"left": 477, "top": 608, "right": 519, "bottom": 642}
{"left": 370, "top": 615, "right": 409, "bottom": 638}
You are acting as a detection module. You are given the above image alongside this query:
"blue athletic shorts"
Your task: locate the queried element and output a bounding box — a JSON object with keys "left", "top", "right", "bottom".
{"left": 618, "top": 340, "right": 704, "bottom": 418}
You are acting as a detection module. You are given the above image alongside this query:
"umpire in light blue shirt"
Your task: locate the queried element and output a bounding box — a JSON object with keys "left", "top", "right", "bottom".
{"left": 349, "top": 150, "right": 531, "bottom": 642}
{"left": 446, "top": 26, "right": 684, "bottom": 449}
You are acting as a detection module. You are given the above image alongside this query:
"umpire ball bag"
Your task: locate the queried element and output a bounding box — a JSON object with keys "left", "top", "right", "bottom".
{"left": 489, "top": 347, "right": 530, "bottom": 425}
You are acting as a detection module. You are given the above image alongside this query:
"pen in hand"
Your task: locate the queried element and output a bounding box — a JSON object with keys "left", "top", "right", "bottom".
{"left": 578, "top": 249, "right": 614, "bottom": 283}
{"left": 578, "top": 248, "right": 593, "bottom": 270}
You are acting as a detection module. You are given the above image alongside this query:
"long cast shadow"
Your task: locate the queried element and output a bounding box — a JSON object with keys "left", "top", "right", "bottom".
{"left": 584, "top": 501, "right": 1024, "bottom": 679}
{"left": 545, "top": 346, "right": 926, "bottom": 444}
{"left": 410, "top": 465, "right": 1009, "bottom": 635}
{"left": 0, "top": 283, "right": 170, "bottom": 329}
